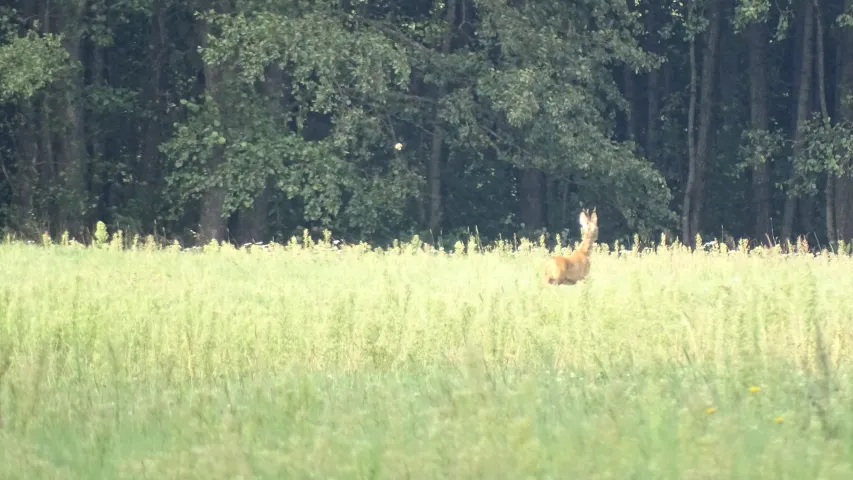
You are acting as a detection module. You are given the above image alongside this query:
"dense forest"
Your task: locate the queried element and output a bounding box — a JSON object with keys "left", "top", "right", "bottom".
{"left": 1, "top": 0, "right": 853, "bottom": 249}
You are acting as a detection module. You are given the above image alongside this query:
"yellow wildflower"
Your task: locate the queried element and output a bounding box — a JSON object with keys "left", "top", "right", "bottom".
{"left": 705, "top": 407, "right": 717, "bottom": 415}
{"left": 748, "top": 386, "right": 761, "bottom": 393}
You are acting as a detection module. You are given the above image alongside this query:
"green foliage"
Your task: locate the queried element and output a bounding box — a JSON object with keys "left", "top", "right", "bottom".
{"left": 162, "top": 7, "right": 421, "bottom": 238}
{"left": 732, "top": 0, "right": 792, "bottom": 40}
{"left": 789, "top": 116, "right": 853, "bottom": 196}
{"left": 732, "top": 0, "right": 771, "bottom": 32}
{"left": 443, "top": 0, "right": 673, "bottom": 232}
{"left": 737, "top": 116, "right": 853, "bottom": 200}
{"left": 737, "top": 127, "right": 786, "bottom": 172}
{"left": 84, "top": 85, "right": 137, "bottom": 116}
{"left": 200, "top": 9, "right": 411, "bottom": 108}
{"left": 0, "top": 28, "right": 69, "bottom": 103}
{"left": 162, "top": 88, "right": 421, "bottom": 239}
{"left": 6, "top": 0, "right": 852, "bottom": 247}
{"left": 837, "top": 13, "right": 853, "bottom": 29}
{"left": 159, "top": 0, "right": 674, "bottom": 240}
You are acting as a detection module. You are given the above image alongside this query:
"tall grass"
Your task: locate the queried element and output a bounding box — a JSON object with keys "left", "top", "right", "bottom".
{"left": 1, "top": 229, "right": 853, "bottom": 478}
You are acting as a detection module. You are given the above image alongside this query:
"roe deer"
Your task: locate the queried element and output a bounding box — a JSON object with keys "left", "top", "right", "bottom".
{"left": 544, "top": 208, "right": 598, "bottom": 285}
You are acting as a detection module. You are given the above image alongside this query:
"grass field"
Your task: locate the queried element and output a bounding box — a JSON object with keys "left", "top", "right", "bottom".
{"left": 1, "top": 230, "right": 853, "bottom": 479}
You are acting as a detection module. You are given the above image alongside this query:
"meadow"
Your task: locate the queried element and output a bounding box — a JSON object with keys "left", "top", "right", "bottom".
{"left": 1, "top": 228, "right": 853, "bottom": 479}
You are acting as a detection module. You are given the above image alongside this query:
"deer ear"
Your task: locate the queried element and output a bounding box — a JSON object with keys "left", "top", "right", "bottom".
{"left": 578, "top": 210, "right": 589, "bottom": 228}
{"left": 590, "top": 208, "right": 598, "bottom": 224}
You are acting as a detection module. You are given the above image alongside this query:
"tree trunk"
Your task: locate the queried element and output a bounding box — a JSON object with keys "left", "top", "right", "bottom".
{"left": 799, "top": 197, "right": 815, "bottom": 240}
{"left": 622, "top": 0, "right": 637, "bottom": 143}
{"left": 691, "top": 0, "right": 721, "bottom": 241}
{"left": 646, "top": 69, "right": 659, "bottom": 157}
{"left": 834, "top": 175, "right": 853, "bottom": 248}
{"left": 57, "top": 0, "right": 89, "bottom": 238}
{"left": 520, "top": 168, "right": 546, "bottom": 231}
{"left": 197, "top": 2, "right": 230, "bottom": 244}
{"left": 835, "top": 0, "right": 853, "bottom": 246}
{"left": 812, "top": 0, "right": 833, "bottom": 246}
{"left": 10, "top": 0, "right": 43, "bottom": 234}
{"left": 716, "top": 17, "right": 739, "bottom": 229}
{"left": 623, "top": 66, "right": 636, "bottom": 141}
{"left": 89, "top": 44, "right": 108, "bottom": 225}
{"left": 40, "top": 95, "right": 56, "bottom": 235}
{"left": 37, "top": 0, "right": 58, "bottom": 236}
{"left": 747, "top": 21, "right": 772, "bottom": 245}
{"left": 645, "top": 7, "right": 660, "bottom": 163}
{"left": 827, "top": 174, "right": 836, "bottom": 245}
{"left": 681, "top": 35, "right": 698, "bottom": 246}
{"left": 781, "top": 0, "right": 815, "bottom": 246}
{"left": 682, "top": 0, "right": 721, "bottom": 246}
{"left": 427, "top": 0, "right": 456, "bottom": 232}
{"left": 235, "top": 179, "right": 271, "bottom": 244}
{"left": 427, "top": 123, "right": 444, "bottom": 232}
{"left": 15, "top": 100, "right": 39, "bottom": 234}
{"left": 138, "top": 1, "right": 166, "bottom": 232}
{"left": 234, "top": 65, "right": 288, "bottom": 244}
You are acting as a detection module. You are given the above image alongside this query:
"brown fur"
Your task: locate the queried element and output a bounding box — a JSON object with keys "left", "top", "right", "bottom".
{"left": 544, "top": 208, "right": 599, "bottom": 285}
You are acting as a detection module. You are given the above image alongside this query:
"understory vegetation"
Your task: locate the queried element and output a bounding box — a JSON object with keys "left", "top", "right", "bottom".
{"left": 1, "top": 230, "right": 852, "bottom": 478}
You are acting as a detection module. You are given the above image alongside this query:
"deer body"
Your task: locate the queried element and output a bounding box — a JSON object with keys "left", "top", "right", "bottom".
{"left": 544, "top": 208, "right": 599, "bottom": 285}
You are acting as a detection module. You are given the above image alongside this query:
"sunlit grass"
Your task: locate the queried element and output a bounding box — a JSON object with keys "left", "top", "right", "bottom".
{"left": 1, "top": 229, "right": 853, "bottom": 478}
